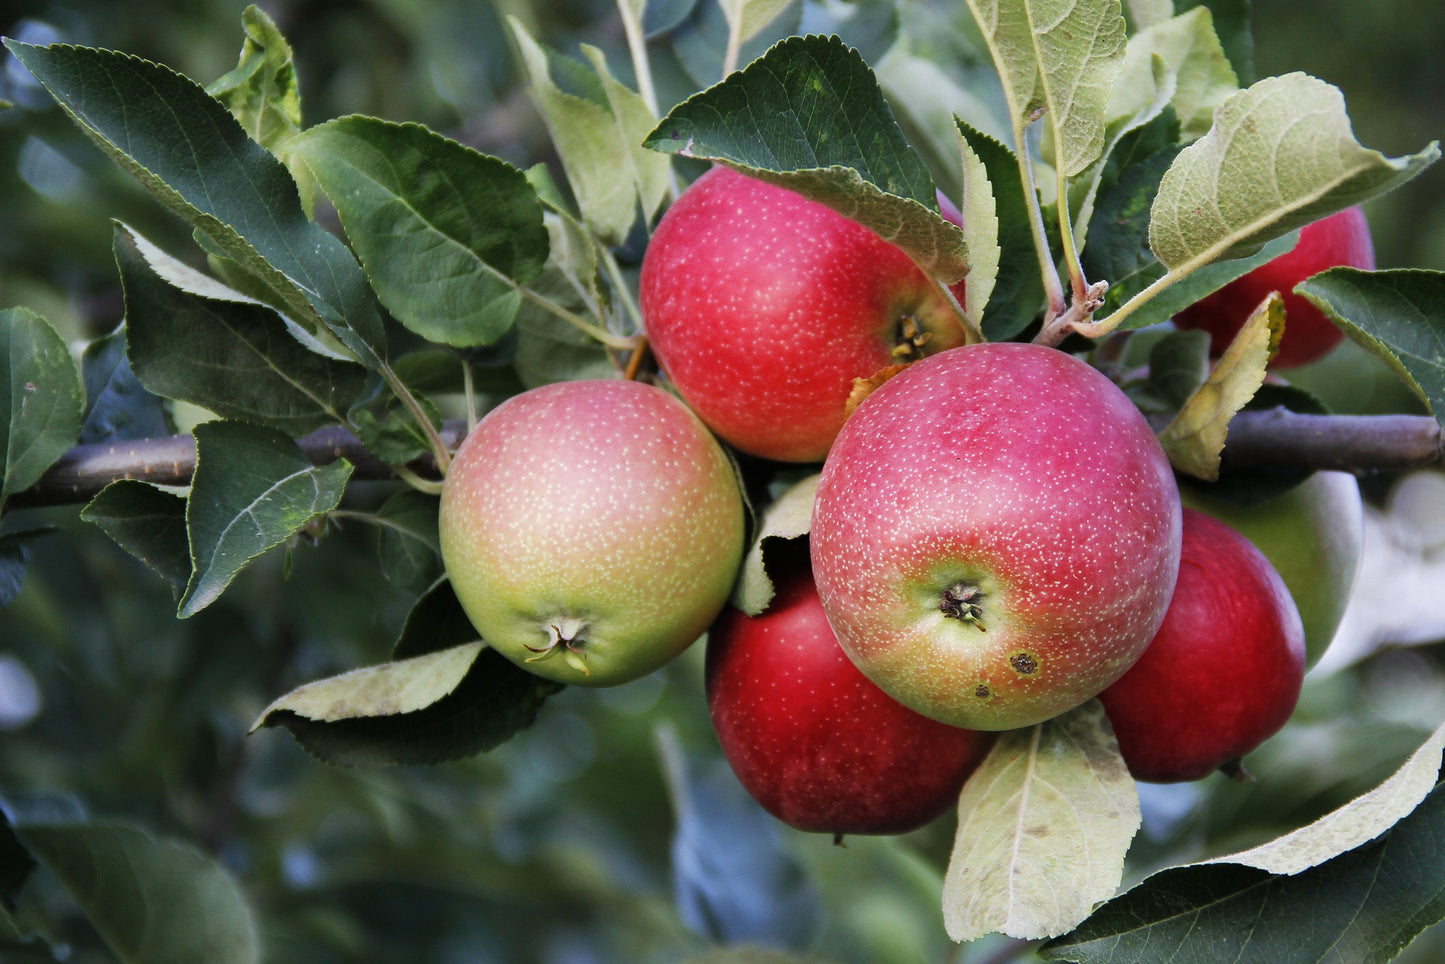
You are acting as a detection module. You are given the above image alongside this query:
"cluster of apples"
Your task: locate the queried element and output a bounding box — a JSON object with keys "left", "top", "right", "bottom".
{"left": 438, "top": 167, "right": 1368, "bottom": 839}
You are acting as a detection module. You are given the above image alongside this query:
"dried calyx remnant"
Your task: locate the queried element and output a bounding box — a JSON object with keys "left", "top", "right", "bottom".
{"left": 941, "top": 582, "right": 987, "bottom": 630}
{"left": 525, "top": 617, "right": 591, "bottom": 676}
{"left": 892, "top": 315, "right": 932, "bottom": 361}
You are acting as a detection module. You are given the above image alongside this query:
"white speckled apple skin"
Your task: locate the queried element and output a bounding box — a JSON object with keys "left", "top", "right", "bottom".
{"left": 811, "top": 343, "right": 1182, "bottom": 731}
{"left": 438, "top": 379, "right": 746, "bottom": 687}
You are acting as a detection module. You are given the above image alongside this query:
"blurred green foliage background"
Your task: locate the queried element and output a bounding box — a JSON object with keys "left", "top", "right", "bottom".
{"left": 1, "top": 1, "right": 1443, "bottom": 962}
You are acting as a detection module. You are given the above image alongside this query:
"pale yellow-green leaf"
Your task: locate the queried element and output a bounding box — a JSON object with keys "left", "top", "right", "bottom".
{"left": 942, "top": 700, "right": 1140, "bottom": 942}
{"left": 250, "top": 641, "right": 485, "bottom": 728}
{"left": 965, "top": 0, "right": 1128, "bottom": 176}
{"left": 1109, "top": 6, "right": 1238, "bottom": 139}
{"left": 510, "top": 20, "right": 648, "bottom": 246}
{"left": 1125, "top": 0, "right": 1173, "bottom": 29}
{"left": 1158, "top": 292, "right": 1283, "bottom": 480}
{"left": 1207, "top": 717, "right": 1445, "bottom": 876}
{"left": 580, "top": 45, "right": 670, "bottom": 225}
{"left": 958, "top": 133, "right": 999, "bottom": 323}
{"left": 718, "top": 0, "right": 795, "bottom": 46}
{"left": 1149, "top": 73, "right": 1440, "bottom": 271}
{"left": 731, "top": 474, "right": 820, "bottom": 616}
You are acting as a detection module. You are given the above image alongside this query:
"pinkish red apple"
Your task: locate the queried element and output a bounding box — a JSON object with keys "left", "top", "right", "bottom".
{"left": 639, "top": 166, "right": 969, "bottom": 463}
{"left": 811, "top": 343, "right": 1182, "bottom": 731}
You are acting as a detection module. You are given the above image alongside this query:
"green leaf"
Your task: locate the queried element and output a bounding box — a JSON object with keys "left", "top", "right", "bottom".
{"left": 1111, "top": 6, "right": 1238, "bottom": 140}
{"left": 347, "top": 382, "right": 445, "bottom": 465}
{"left": 3, "top": 40, "right": 386, "bottom": 366}
{"left": 942, "top": 700, "right": 1140, "bottom": 942}
{"left": 1299, "top": 268, "right": 1445, "bottom": 424}
{"left": 252, "top": 636, "right": 563, "bottom": 766}
{"left": 290, "top": 116, "right": 550, "bottom": 348}
{"left": 116, "top": 225, "right": 368, "bottom": 437}
{"left": 179, "top": 419, "right": 352, "bottom": 617}
{"left": 79, "top": 326, "right": 170, "bottom": 444}
{"left": 1149, "top": 73, "right": 1440, "bottom": 271}
{"left": 1159, "top": 292, "right": 1283, "bottom": 480}
{"left": 719, "top": 0, "right": 795, "bottom": 48}
{"left": 205, "top": 5, "right": 316, "bottom": 213}
{"left": 957, "top": 134, "right": 999, "bottom": 327}
{"left": 731, "top": 473, "right": 818, "bottom": 615}
{"left": 1179, "top": 0, "right": 1254, "bottom": 85}
{"left": 371, "top": 488, "right": 442, "bottom": 595}
{"left": 646, "top": 34, "right": 968, "bottom": 282}
{"left": 15, "top": 820, "right": 259, "bottom": 964}
{"left": 392, "top": 579, "right": 482, "bottom": 659}
{"left": 510, "top": 22, "right": 670, "bottom": 246}
{"left": 80, "top": 480, "right": 191, "bottom": 595}
{"left": 1041, "top": 778, "right": 1445, "bottom": 963}
{"left": 1133, "top": 329, "right": 1211, "bottom": 415}
{"left": 512, "top": 212, "right": 616, "bottom": 388}
{"left": 964, "top": 0, "right": 1128, "bottom": 177}
{"left": 956, "top": 120, "right": 1044, "bottom": 339}
{"left": 0, "top": 307, "right": 85, "bottom": 504}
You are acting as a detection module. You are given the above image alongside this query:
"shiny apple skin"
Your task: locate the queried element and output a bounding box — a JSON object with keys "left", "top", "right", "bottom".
{"left": 811, "top": 343, "right": 1182, "bottom": 731}
{"left": 706, "top": 548, "right": 993, "bottom": 836}
{"left": 640, "top": 166, "right": 968, "bottom": 463}
{"left": 1174, "top": 206, "right": 1375, "bottom": 369}
{"left": 1099, "top": 509, "right": 1307, "bottom": 782}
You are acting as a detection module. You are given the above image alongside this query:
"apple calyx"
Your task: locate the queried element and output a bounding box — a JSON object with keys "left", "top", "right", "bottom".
{"left": 890, "top": 315, "right": 933, "bottom": 361}
{"left": 940, "top": 582, "right": 988, "bottom": 632}
{"left": 524, "top": 617, "right": 592, "bottom": 677}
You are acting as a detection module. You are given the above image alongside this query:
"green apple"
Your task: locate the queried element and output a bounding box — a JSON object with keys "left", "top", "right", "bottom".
{"left": 1180, "top": 470, "right": 1363, "bottom": 667}
{"left": 438, "top": 378, "right": 747, "bottom": 687}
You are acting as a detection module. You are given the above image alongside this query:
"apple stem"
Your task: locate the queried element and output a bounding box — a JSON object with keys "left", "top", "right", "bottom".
{"left": 940, "top": 583, "right": 988, "bottom": 632}
{"left": 929, "top": 275, "right": 985, "bottom": 345}
{"left": 1219, "top": 758, "right": 1254, "bottom": 782}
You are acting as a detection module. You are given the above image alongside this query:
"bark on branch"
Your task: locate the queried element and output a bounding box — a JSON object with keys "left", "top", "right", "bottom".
{"left": 6, "top": 411, "right": 1442, "bottom": 510}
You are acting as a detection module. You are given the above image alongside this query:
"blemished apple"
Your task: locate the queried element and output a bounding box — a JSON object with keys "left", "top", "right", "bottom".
{"left": 639, "top": 165, "right": 969, "bottom": 463}
{"left": 706, "top": 542, "right": 994, "bottom": 838}
{"left": 438, "top": 379, "right": 746, "bottom": 687}
{"left": 1174, "top": 206, "right": 1375, "bottom": 369}
{"left": 1099, "top": 509, "right": 1307, "bottom": 783}
{"left": 1181, "top": 470, "right": 1364, "bottom": 667}
{"left": 810, "top": 343, "right": 1182, "bottom": 731}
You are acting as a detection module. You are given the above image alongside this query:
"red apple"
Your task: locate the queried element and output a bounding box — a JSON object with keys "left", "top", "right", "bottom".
{"left": 438, "top": 378, "right": 746, "bottom": 686}
{"left": 1099, "top": 509, "right": 1306, "bottom": 782}
{"left": 706, "top": 542, "right": 993, "bottom": 837}
{"left": 811, "top": 343, "right": 1182, "bottom": 731}
{"left": 639, "top": 166, "right": 969, "bottom": 463}
{"left": 1174, "top": 206, "right": 1375, "bottom": 369}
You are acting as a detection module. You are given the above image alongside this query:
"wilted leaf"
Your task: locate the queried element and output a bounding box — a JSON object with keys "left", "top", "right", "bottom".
{"left": 646, "top": 34, "right": 968, "bottom": 283}
{"left": 116, "top": 225, "right": 367, "bottom": 436}
{"left": 942, "top": 700, "right": 1140, "bottom": 942}
{"left": 253, "top": 636, "right": 562, "bottom": 767}
{"left": 0, "top": 307, "right": 85, "bottom": 504}
{"left": 255, "top": 641, "right": 486, "bottom": 723}
{"left": 16, "top": 820, "right": 258, "bottom": 964}
{"left": 1299, "top": 268, "right": 1445, "bottom": 425}
{"left": 1149, "top": 73, "right": 1439, "bottom": 272}
{"left": 179, "top": 420, "right": 352, "bottom": 617}
{"left": 1041, "top": 775, "right": 1445, "bottom": 963}
{"left": 1158, "top": 292, "right": 1283, "bottom": 479}
{"left": 1209, "top": 716, "right": 1445, "bottom": 875}
{"left": 2, "top": 40, "right": 386, "bottom": 366}
{"left": 80, "top": 481, "right": 191, "bottom": 594}
{"left": 291, "top": 116, "right": 549, "bottom": 348}
{"left": 964, "top": 0, "right": 1127, "bottom": 177}
{"left": 731, "top": 473, "right": 818, "bottom": 615}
